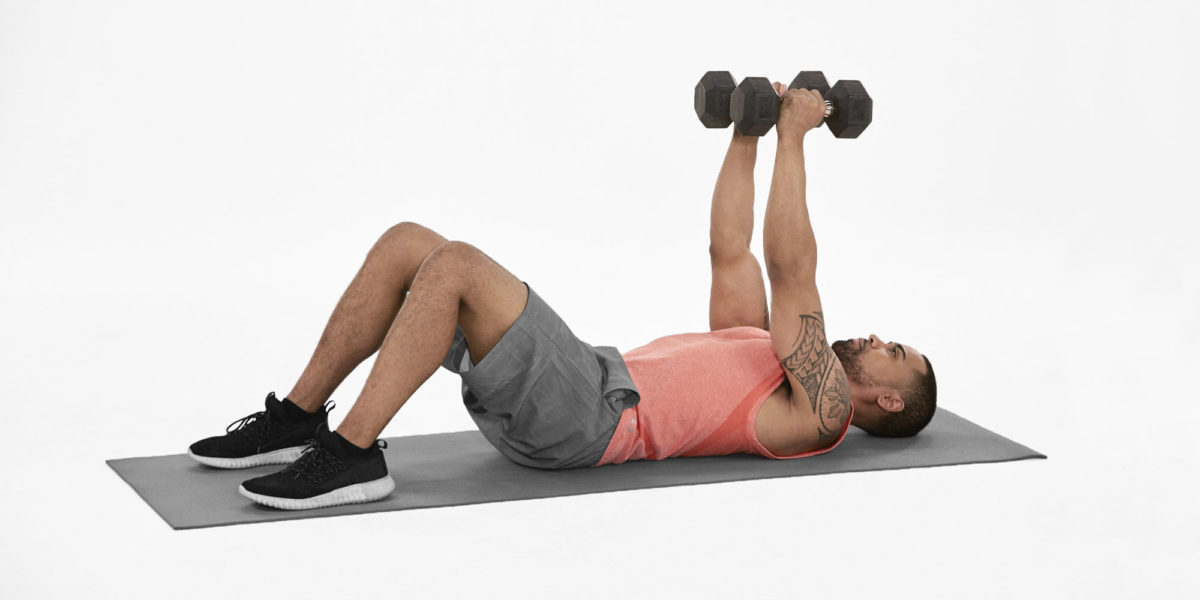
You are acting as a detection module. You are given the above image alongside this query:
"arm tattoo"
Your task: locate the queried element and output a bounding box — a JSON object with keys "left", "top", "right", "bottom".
{"left": 818, "top": 362, "right": 851, "bottom": 443}
{"left": 779, "top": 311, "right": 851, "bottom": 443}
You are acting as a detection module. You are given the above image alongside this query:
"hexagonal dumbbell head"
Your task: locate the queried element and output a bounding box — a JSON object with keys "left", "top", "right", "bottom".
{"left": 694, "top": 71, "right": 738, "bottom": 128}
{"left": 729, "top": 76, "right": 779, "bottom": 136}
{"left": 826, "top": 80, "right": 872, "bottom": 138}
{"left": 789, "top": 71, "right": 831, "bottom": 129}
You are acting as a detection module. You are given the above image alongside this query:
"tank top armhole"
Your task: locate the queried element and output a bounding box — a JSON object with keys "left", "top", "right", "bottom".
{"left": 750, "top": 394, "right": 855, "bottom": 460}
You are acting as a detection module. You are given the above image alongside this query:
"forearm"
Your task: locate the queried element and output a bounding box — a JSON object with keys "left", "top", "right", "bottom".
{"left": 708, "top": 135, "right": 758, "bottom": 257}
{"left": 763, "top": 136, "right": 816, "bottom": 277}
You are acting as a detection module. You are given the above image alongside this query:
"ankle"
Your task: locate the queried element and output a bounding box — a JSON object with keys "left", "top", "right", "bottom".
{"left": 333, "top": 426, "right": 374, "bottom": 451}
{"left": 280, "top": 397, "right": 323, "bottom": 421}
{"left": 283, "top": 390, "right": 324, "bottom": 414}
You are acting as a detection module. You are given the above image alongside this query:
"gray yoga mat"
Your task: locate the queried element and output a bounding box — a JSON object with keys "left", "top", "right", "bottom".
{"left": 108, "top": 408, "right": 1044, "bottom": 530}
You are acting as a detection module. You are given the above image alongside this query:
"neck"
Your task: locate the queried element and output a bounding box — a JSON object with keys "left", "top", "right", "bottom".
{"left": 850, "top": 407, "right": 871, "bottom": 429}
{"left": 848, "top": 387, "right": 876, "bottom": 429}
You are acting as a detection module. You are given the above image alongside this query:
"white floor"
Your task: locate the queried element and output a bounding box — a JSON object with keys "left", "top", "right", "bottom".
{"left": 2, "top": 1, "right": 1197, "bottom": 598}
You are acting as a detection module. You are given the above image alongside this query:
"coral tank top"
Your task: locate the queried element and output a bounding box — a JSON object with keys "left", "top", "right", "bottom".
{"left": 594, "top": 325, "right": 852, "bottom": 466}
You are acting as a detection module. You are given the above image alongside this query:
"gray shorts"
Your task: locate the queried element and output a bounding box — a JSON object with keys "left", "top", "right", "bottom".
{"left": 440, "top": 281, "right": 640, "bottom": 470}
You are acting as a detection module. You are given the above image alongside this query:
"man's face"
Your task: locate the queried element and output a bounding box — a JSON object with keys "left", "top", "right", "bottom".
{"left": 831, "top": 334, "right": 923, "bottom": 390}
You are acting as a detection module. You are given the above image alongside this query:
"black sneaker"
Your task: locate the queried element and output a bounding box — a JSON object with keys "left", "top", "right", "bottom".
{"left": 238, "top": 422, "right": 394, "bottom": 510}
{"left": 188, "top": 392, "right": 334, "bottom": 469}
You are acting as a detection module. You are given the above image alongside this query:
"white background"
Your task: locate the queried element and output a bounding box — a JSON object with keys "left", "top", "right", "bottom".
{"left": 2, "top": 0, "right": 1197, "bottom": 597}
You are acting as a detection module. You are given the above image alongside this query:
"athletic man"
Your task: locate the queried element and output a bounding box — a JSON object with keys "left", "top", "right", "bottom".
{"left": 188, "top": 81, "right": 936, "bottom": 510}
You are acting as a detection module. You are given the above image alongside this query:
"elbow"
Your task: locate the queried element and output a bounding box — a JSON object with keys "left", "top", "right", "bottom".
{"left": 766, "top": 260, "right": 817, "bottom": 284}
{"left": 765, "top": 245, "right": 817, "bottom": 282}
{"left": 708, "top": 239, "right": 751, "bottom": 262}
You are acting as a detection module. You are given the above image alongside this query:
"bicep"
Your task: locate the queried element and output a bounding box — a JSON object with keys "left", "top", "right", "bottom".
{"left": 709, "top": 251, "right": 770, "bottom": 331}
{"left": 768, "top": 280, "right": 852, "bottom": 444}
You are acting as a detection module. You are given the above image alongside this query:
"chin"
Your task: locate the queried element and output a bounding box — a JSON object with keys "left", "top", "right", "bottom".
{"left": 830, "top": 340, "right": 863, "bottom": 384}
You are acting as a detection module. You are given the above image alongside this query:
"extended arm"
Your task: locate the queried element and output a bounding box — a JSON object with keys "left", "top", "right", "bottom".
{"left": 709, "top": 130, "right": 759, "bottom": 255}
{"left": 708, "top": 130, "right": 770, "bottom": 331}
{"left": 762, "top": 137, "right": 816, "bottom": 276}
{"left": 764, "top": 83, "right": 851, "bottom": 446}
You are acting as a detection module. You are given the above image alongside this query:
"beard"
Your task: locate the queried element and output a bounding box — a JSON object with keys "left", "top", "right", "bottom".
{"left": 831, "top": 339, "right": 870, "bottom": 386}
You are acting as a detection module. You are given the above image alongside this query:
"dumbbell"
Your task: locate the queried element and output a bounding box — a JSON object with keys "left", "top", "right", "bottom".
{"left": 787, "top": 71, "right": 873, "bottom": 138}
{"left": 694, "top": 70, "right": 873, "bottom": 138}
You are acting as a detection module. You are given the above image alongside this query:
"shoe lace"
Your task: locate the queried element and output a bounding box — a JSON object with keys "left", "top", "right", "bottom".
{"left": 226, "top": 411, "right": 275, "bottom": 446}
{"left": 286, "top": 440, "right": 346, "bottom": 485}
{"left": 223, "top": 399, "right": 335, "bottom": 448}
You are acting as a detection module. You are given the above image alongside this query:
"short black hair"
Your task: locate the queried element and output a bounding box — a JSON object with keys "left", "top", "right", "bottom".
{"left": 867, "top": 354, "right": 936, "bottom": 437}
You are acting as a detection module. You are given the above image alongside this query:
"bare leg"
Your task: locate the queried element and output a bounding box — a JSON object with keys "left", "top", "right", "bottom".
{"left": 285, "top": 222, "right": 449, "bottom": 413}
{"left": 335, "top": 241, "right": 529, "bottom": 448}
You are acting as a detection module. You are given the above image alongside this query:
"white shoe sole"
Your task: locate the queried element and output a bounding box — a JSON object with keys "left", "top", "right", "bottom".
{"left": 188, "top": 446, "right": 306, "bottom": 469}
{"left": 238, "top": 475, "right": 396, "bottom": 510}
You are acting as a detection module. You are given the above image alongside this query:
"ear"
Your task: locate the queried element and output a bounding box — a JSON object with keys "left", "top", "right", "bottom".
{"left": 875, "top": 391, "right": 905, "bottom": 414}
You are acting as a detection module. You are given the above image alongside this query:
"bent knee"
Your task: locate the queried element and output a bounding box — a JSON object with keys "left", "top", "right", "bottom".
{"left": 408, "top": 240, "right": 482, "bottom": 295}
{"left": 378, "top": 220, "right": 445, "bottom": 244}
{"left": 373, "top": 221, "right": 449, "bottom": 257}
{"left": 421, "top": 240, "right": 481, "bottom": 269}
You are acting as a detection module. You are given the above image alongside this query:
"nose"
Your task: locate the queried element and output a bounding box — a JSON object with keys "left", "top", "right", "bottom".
{"left": 868, "top": 334, "right": 881, "bottom": 348}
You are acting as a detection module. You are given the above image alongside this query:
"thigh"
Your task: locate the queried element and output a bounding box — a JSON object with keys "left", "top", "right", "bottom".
{"left": 440, "top": 281, "right": 637, "bottom": 470}
{"left": 423, "top": 240, "right": 529, "bottom": 366}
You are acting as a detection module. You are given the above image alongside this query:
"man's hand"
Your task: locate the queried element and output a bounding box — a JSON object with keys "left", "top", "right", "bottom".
{"left": 772, "top": 81, "right": 826, "bottom": 145}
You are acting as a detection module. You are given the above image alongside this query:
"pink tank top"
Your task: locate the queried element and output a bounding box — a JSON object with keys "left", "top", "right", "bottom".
{"left": 594, "top": 325, "right": 852, "bottom": 466}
